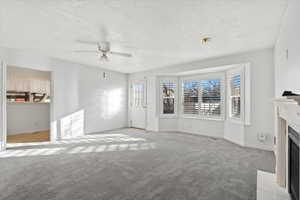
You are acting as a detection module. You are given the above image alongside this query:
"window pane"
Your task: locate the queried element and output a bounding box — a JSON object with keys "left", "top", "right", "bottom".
{"left": 231, "top": 97, "right": 241, "bottom": 118}
{"left": 162, "top": 82, "right": 175, "bottom": 98}
{"left": 183, "top": 81, "right": 199, "bottom": 114}
{"left": 199, "top": 79, "right": 221, "bottom": 116}
{"left": 230, "top": 75, "right": 241, "bottom": 118}
{"left": 163, "top": 98, "right": 174, "bottom": 114}
{"left": 133, "top": 83, "right": 144, "bottom": 107}
{"left": 161, "top": 82, "right": 176, "bottom": 114}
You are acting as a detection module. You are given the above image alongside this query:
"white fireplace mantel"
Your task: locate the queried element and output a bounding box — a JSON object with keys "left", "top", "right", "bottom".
{"left": 274, "top": 97, "right": 300, "bottom": 190}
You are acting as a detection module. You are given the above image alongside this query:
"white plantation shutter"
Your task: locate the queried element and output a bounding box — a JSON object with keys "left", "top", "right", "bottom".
{"left": 230, "top": 75, "right": 241, "bottom": 118}
{"left": 183, "top": 79, "right": 222, "bottom": 117}
{"left": 160, "top": 79, "right": 176, "bottom": 114}
{"left": 199, "top": 79, "right": 221, "bottom": 116}
{"left": 183, "top": 81, "right": 199, "bottom": 114}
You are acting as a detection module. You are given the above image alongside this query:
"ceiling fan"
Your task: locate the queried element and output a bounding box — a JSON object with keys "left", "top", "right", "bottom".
{"left": 74, "top": 40, "right": 132, "bottom": 60}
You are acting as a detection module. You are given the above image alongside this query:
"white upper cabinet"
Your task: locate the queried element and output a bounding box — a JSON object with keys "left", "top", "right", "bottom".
{"left": 7, "top": 73, "right": 50, "bottom": 94}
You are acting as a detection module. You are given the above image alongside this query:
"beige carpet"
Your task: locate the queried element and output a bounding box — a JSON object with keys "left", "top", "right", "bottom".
{"left": 0, "top": 128, "right": 275, "bottom": 200}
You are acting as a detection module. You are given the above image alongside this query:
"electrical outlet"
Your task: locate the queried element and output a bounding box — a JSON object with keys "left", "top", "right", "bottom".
{"left": 257, "top": 132, "right": 268, "bottom": 143}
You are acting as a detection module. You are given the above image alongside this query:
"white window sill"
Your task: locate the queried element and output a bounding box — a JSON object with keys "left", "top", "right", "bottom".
{"left": 160, "top": 114, "right": 178, "bottom": 119}
{"left": 227, "top": 117, "right": 247, "bottom": 125}
{"left": 180, "top": 115, "right": 224, "bottom": 122}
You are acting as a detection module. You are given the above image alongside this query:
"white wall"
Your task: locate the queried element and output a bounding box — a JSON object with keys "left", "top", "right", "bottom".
{"left": 7, "top": 103, "right": 50, "bottom": 135}
{"left": 274, "top": 0, "right": 300, "bottom": 97}
{"left": 224, "top": 121, "right": 245, "bottom": 146}
{"left": 129, "top": 49, "right": 275, "bottom": 150}
{"left": 178, "top": 118, "right": 224, "bottom": 138}
{"left": 0, "top": 47, "right": 128, "bottom": 141}
{"left": 77, "top": 66, "right": 128, "bottom": 134}
{"left": 159, "top": 118, "right": 178, "bottom": 132}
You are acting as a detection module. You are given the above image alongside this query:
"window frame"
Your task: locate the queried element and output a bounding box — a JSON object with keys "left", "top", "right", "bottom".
{"left": 159, "top": 77, "right": 178, "bottom": 118}
{"left": 229, "top": 73, "right": 243, "bottom": 121}
{"left": 179, "top": 72, "right": 225, "bottom": 121}
{"left": 131, "top": 80, "right": 147, "bottom": 109}
{"left": 226, "top": 64, "right": 251, "bottom": 125}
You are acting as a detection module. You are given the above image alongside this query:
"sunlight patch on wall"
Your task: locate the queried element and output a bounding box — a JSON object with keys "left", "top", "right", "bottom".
{"left": 102, "top": 88, "right": 123, "bottom": 119}
{"left": 60, "top": 110, "right": 84, "bottom": 139}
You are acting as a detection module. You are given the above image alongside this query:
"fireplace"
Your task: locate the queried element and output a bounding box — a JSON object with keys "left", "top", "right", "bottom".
{"left": 288, "top": 126, "right": 299, "bottom": 200}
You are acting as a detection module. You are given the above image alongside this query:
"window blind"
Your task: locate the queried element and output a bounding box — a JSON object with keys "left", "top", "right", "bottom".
{"left": 199, "top": 79, "right": 221, "bottom": 116}
{"left": 183, "top": 79, "right": 221, "bottom": 116}
{"left": 230, "top": 75, "right": 241, "bottom": 118}
{"left": 183, "top": 81, "right": 199, "bottom": 114}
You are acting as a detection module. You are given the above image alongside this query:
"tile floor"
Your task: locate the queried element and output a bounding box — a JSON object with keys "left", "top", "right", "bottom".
{"left": 257, "top": 170, "right": 290, "bottom": 200}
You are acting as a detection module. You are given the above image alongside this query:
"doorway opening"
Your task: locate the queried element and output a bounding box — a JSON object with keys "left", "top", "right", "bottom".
{"left": 6, "top": 66, "right": 51, "bottom": 146}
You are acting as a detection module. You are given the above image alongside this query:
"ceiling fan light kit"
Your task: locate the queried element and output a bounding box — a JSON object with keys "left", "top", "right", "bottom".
{"left": 201, "top": 37, "right": 211, "bottom": 44}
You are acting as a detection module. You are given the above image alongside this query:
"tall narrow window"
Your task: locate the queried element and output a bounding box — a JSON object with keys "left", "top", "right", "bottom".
{"left": 230, "top": 75, "right": 241, "bottom": 118}
{"left": 199, "top": 79, "right": 221, "bottom": 116}
{"left": 133, "top": 83, "right": 144, "bottom": 107}
{"left": 161, "top": 81, "right": 176, "bottom": 114}
{"left": 183, "top": 81, "right": 199, "bottom": 114}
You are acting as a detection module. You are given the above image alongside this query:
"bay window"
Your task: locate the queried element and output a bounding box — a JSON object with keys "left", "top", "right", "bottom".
{"left": 159, "top": 66, "right": 249, "bottom": 123}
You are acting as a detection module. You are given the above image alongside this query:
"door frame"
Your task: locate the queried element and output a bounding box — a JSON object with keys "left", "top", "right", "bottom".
{"left": 0, "top": 60, "right": 7, "bottom": 151}
{"left": 0, "top": 62, "right": 54, "bottom": 151}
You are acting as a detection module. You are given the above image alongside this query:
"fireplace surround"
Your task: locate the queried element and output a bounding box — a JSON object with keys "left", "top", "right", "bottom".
{"left": 288, "top": 126, "right": 299, "bottom": 200}
{"left": 274, "top": 96, "right": 300, "bottom": 199}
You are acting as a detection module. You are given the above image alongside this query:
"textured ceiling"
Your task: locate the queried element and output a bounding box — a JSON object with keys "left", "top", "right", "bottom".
{"left": 0, "top": 0, "right": 287, "bottom": 73}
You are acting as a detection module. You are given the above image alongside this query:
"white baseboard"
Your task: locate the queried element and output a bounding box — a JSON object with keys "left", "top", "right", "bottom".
{"left": 245, "top": 143, "right": 274, "bottom": 151}
{"left": 178, "top": 129, "right": 223, "bottom": 139}
{"left": 0, "top": 141, "right": 4, "bottom": 151}
{"left": 158, "top": 129, "right": 178, "bottom": 132}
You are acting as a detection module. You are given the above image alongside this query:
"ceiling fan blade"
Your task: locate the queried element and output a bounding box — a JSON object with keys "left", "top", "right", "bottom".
{"left": 76, "top": 39, "right": 99, "bottom": 45}
{"left": 99, "top": 26, "right": 108, "bottom": 41}
{"left": 73, "top": 50, "right": 99, "bottom": 53}
{"left": 109, "top": 51, "right": 132, "bottom": 57}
